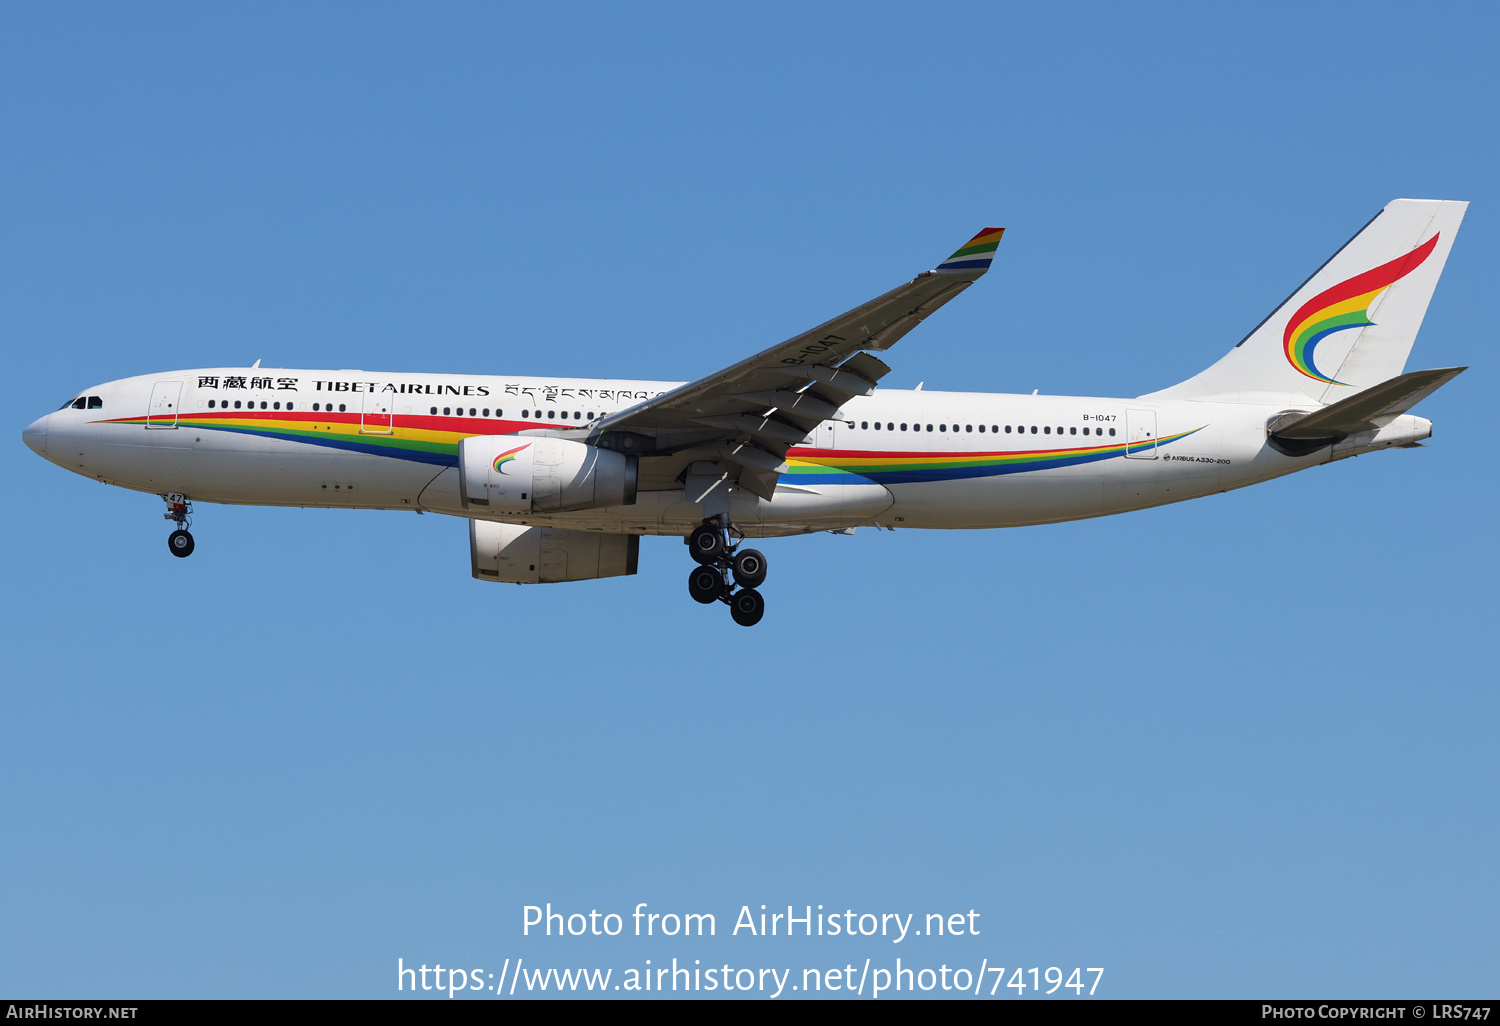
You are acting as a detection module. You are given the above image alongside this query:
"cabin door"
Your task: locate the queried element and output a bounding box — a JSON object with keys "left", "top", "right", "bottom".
{"left": 146, "top": 381, "right": 182, "bottom": 428}
{"left": 1125, "top": 409, "right": 1158, "bottom": 459}
{"left": 361, "top": 390, "right": 393, "bottom": 434}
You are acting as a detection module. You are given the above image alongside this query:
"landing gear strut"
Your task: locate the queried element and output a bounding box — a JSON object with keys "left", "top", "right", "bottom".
{"left": 684, "top": 515, "right": 767, "bottom": 626}
{"left": 163, "top": 493, "right": 195, "bottom": 558}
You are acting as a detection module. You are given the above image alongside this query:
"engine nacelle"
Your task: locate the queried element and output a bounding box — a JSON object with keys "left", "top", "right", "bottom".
{"left": 469, "top": 520, "right": 640, "bottom": 584}
{"left": 458, "top": 434, "right": 637, "bottom": 514}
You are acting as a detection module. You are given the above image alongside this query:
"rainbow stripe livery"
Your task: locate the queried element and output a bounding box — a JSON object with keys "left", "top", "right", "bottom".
{"left": 93, "top": 410, "right": 1203, "bottom": 485}
{"left": 97, "top": 409, "right": 486, "bottom": 465}
{"left": 492, "top": 443, "right": 529, "bottom": 472}
{"left": 783, "top": 428, "right": 1203, "bottom": 485}
{"left": 936, "top": 227, "right": 1005, "bottom": 272}
{"left": 1282, "top": 234, "right": 1440, "bottom": 384}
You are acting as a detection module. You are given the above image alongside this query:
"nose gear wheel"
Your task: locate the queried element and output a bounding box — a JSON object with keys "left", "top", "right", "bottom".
{"left": 162, "top": 493, "right": 197, "bottom": 558}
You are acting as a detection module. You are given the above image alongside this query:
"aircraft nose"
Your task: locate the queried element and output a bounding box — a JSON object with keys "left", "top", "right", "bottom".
{"left": 22, "top": 416, "right": 48, "bottom": 457}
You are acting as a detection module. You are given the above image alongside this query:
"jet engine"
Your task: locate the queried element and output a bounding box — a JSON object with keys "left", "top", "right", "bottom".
{"left": 470, "top": 520, "right": 639, "bottom": 584}
{"left": 458, "top": 435, "right": 637, "bottom": 514}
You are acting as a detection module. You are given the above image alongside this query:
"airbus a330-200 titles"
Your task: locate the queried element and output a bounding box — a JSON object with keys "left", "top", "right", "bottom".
{"left": 23, "top": 199, "right": 1468, "bottom": 626}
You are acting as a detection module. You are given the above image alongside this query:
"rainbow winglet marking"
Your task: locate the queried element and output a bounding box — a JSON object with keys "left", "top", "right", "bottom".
{"left": 936, "top": 227, "right": 1005, "bottom": 272}
{"left": 492, "top": 443, "right": 529, "bottom": 473}
{"left": 1282, "top": 233, "right": 1440, "bottom": 384}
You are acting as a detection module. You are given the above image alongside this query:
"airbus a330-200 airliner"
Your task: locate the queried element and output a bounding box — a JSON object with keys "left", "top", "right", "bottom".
{"left": 23, "top": 199, "right": 1468, "bottom": 626}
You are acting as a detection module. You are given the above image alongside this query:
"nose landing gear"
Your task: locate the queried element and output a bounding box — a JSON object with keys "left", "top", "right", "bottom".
{"left": 684, "top": 515, "right": 767, "bottom": 626}
{"left": 163, "top": 493, "right": 195, "bottom": 558}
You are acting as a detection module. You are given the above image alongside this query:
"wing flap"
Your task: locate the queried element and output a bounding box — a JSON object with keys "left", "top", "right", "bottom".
{"left": 689, "top": 414, "right": 811, "bottom": 446}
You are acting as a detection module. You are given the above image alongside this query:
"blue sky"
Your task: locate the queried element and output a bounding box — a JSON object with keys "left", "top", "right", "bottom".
{"left": 2, "top": 1, "right": 1496, "bottom": 999}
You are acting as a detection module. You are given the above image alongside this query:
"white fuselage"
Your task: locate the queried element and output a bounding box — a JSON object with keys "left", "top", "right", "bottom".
{"left": 24, "top": 367, "right": 1432, "bottom": 537}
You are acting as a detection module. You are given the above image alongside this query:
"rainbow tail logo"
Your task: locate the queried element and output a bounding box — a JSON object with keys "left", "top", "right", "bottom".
{"left": 1143, "top": 199, "right": 1467, "bottom": 403}
{"left": 1282, "top": 234, "right": 1440, "bottom": 384}
{"left": 492, "top": 443, "right": 529, "bottom": 473}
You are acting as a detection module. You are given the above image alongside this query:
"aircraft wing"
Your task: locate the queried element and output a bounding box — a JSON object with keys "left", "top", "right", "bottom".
{"left": 590, "top": 227, "right": 1004, "bottom": 498}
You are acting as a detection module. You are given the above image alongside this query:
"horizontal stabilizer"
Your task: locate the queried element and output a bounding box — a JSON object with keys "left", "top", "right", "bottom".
{"left": 1272, "top": 366, "right": 1465, "bottom": 439}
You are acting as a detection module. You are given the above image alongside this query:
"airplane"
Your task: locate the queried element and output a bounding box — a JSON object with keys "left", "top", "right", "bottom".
{"left": 22, "top": 198, "right": 1468, "bottom": 627}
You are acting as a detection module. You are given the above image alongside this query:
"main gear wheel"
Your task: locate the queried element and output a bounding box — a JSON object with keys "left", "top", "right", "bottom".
{"left": 684, "top": 516, "right": 770, "bottom": 626}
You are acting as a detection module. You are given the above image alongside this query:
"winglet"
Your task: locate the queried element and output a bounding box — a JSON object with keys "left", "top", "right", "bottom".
{"left": 936, "top": 227, "right": 1005, "bottom": 273}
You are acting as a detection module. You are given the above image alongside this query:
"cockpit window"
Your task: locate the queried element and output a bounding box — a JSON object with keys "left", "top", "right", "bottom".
{"left": 87, "top": 396, "right": 103, "bottom": 409}
{"left": 59, "top": 398, "right": 78, "bottom": 410}
{"left": 71, "top": 398, "right": 87, "bottom": 410}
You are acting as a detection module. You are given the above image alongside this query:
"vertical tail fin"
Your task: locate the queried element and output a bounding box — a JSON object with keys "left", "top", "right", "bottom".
{"left": 1146, "top": 199, "right": 1468, "bottom": 404}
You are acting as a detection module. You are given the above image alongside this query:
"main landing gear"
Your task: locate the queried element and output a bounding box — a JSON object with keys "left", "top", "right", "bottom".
{"left": 163, "top": 493, "right": 195, "bottom": 558}
{"left": 685, "top": 515, "right": 768, "bottom": 627}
